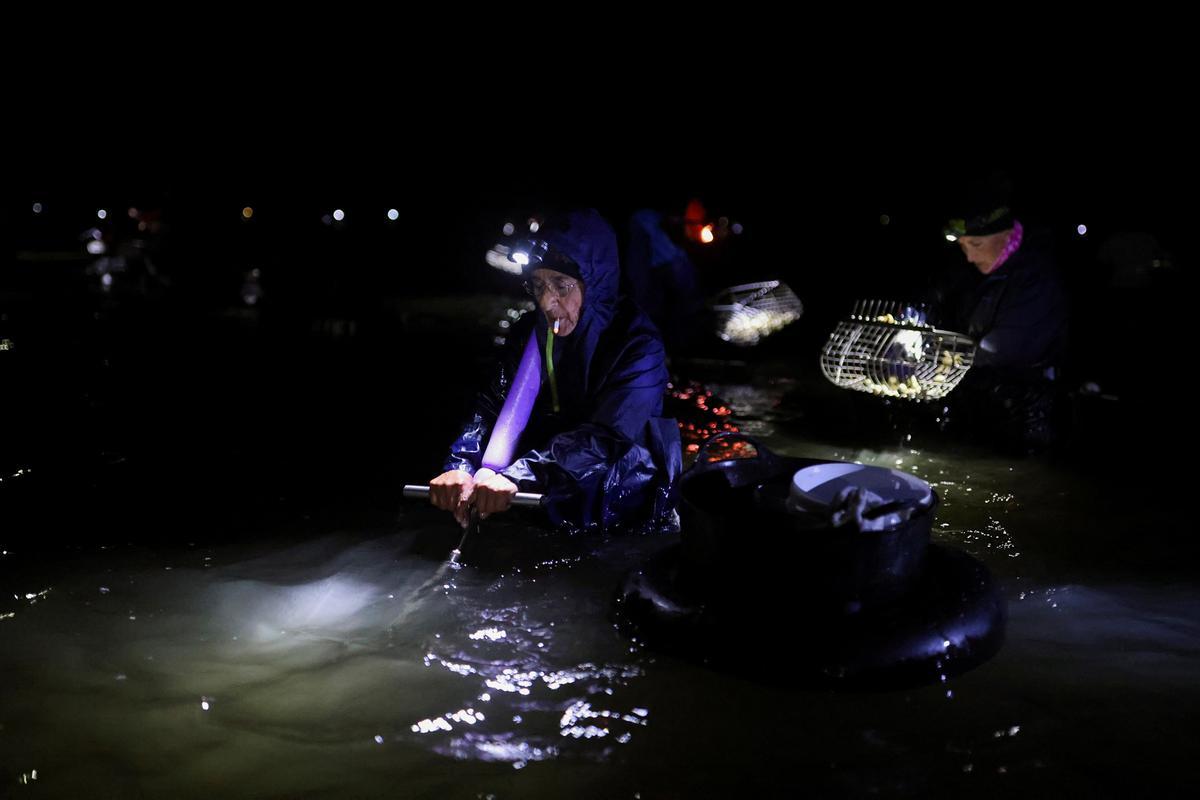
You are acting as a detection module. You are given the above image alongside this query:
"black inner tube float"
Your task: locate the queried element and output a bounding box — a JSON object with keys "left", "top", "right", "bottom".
{"left": 614, "top": 433, "right": 1006, "bottom": 689}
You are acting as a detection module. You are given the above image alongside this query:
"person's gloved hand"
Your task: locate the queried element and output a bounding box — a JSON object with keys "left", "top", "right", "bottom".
{"left": 470, "top": 468, "right": 518, "bottom": 519}
{"left": 429, "top": 469, "right": 475, "bottom": 527}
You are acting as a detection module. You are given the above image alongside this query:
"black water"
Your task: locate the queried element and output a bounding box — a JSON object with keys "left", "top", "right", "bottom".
{"left": 2, "top": 277, "right": 1196, "bottom": 798}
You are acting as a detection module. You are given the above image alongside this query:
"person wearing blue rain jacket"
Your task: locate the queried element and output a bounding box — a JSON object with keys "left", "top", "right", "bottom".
{"left": 428, "top": 208, "right": 682, "bottom": 529}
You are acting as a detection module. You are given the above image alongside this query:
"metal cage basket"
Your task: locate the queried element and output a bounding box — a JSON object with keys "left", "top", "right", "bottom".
{"left": 712, "top": 280, "right": 804, "bottom": 346}
{"left": 820, "top": 300, "right": 976, "bottom": 401}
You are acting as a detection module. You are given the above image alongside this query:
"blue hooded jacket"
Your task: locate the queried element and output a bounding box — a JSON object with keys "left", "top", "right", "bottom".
{"left": 445, "top": 209, "right": 681, "bottom": 528}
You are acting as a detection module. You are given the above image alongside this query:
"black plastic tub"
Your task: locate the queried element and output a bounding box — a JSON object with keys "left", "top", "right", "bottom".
{"left": 678, "top": 433, "right": 936, "bottom": 614}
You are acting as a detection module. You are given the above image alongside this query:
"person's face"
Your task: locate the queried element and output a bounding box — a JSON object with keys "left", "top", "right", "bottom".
{"left": 529, "top": 268, "right": 584, "bottom": 336}
{"left": 957, "top": 230, "right": 1011, "bottom": 274}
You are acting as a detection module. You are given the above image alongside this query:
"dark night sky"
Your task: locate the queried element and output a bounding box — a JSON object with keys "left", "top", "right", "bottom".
{"left": 8, "top": 89, "right": 1196, "bottom": 312}
{"left": 10, "top": 141, "right": 1193, "bottom": 293}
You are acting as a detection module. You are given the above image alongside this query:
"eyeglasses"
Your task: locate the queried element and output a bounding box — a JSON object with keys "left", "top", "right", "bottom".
{"left": 523, "top": 278, "right": 577, "bottom": 299}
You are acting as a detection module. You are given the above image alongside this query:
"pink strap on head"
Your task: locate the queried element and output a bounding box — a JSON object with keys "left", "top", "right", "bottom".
{"left": 988, "top": 220, "right": 1024, "bottom": 273}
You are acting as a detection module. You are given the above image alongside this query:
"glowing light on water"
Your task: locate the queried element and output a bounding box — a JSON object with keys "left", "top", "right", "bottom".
{"left": 469, "top": 628, "right": 507, "bottom": 641}
{"left": 233, "top": 576, "right": 378, "bottom": 638}
{"left": 542, "top": 671, "right": 578, "bottom": 690}
{"left": 447, "top": 708, "right": 484, "bottom": 725}
{"left": 412, "top": 717, "right": 452, "bottom": 734}
{"left": 24, "top": 589, "right": 51, "bottom": 605}
{"left": 562, "top": 725, "right": 609, "bottom": 739}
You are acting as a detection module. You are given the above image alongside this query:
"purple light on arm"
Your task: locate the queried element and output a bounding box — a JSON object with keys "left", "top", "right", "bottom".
{"left": 481, "top": 331, "right": 541, "bottom": 471}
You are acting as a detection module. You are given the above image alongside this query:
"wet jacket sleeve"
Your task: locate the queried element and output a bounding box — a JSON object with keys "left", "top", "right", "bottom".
{"left": 498, "top": 335, "right": 669, "bottom": 522}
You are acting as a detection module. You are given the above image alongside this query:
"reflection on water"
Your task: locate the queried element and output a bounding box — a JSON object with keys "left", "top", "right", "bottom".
{"left": 2, "top": 380, "right": 1198, "bottom": 797}
{"left": 0, "top": 519, "right": 672, "bottom": 796}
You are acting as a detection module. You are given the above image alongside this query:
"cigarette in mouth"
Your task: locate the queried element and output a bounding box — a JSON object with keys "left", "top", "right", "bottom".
{"left": 553, "top": 319, "right": 561, "bottom": 335}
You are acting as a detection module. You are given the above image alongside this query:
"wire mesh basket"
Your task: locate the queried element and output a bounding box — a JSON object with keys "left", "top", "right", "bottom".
{"left": 820, "top": 300, "right": 976, "bottom": 401}
{"left": 712, "top": 280, "right": 804, "bottom": 346}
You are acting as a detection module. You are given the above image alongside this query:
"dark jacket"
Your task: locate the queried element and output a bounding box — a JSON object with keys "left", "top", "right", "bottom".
{"left": 934, "top": 227, "right": 1068, "bottom": 380}
{"left": 445, "top": 209, "right": 681, "bottom": 528}
{"left": 624, "top": 209, "right": 704, "bottom": 354}
{"left": 931, "top": 226, "right": 1069, "bottom": 450}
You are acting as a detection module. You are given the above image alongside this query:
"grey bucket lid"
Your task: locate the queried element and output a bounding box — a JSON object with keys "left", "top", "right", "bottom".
{"left": 788, "top": 463, "right": 933, "bottom": 515}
